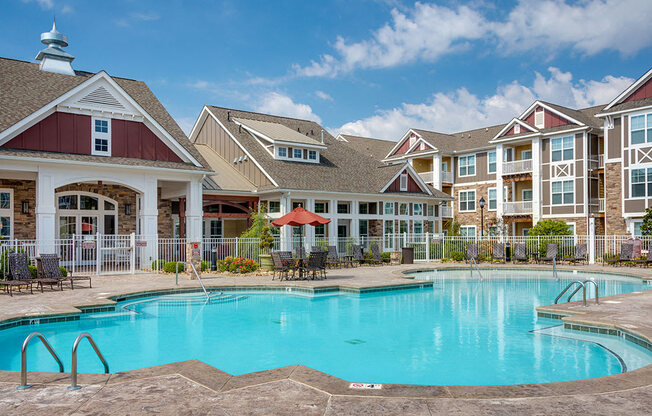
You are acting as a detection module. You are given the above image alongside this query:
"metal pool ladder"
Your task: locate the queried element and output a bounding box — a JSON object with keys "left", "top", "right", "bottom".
{"left": 469, "top": 259, "right": 484, "bottom": 280}
{"left": 554, "top": 280, "right": 600, "bottom": 307}
{"left": 18, "top": 332, "right": 64, "bottom": 389}
{"left": 69, "top": 332, "right": 109, "bottom": 390}
{"left": 176, "top": 261, "right": 210, "bottom": 299}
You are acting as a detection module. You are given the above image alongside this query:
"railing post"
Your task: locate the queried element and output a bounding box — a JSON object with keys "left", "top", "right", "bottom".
{"left": 129, "top": 233, "right": 136, "bottom": 274}
{"left": 95, "top": 233, "right": 101, "bottom": 276}
{"left": 71, "top": 236, "right": 76, "bottom": 277}
{"left": 425, "top": 232, "right": 430, "bottom": 262}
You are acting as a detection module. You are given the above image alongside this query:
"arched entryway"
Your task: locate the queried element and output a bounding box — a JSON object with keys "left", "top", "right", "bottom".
{"left": 56, "top": 191, "right": 119, "bottom": 238}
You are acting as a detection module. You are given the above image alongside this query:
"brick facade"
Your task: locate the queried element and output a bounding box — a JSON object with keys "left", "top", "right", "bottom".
{"left": 0, "top": 179, "right": 36, "bottom": 239}
{"left": 452, "top": 183, "right": 500, "bottom": 234}
{"left": 368, "top": 219, "right": 383, "bottom": 237}
{"left": 604, "top": 162, "right": 627, "bottom": 234}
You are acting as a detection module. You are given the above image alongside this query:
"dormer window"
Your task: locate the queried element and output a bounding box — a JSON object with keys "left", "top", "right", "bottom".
{"left": 277, "top": 147, "right": 287, "bottom": 157}
{"left": 293, "top": 148, "right": 302, "bottom": 158}
{"left": 92, "top": 117, "right": 111, "bottom": 156}
{"left": 308, "top": 150, "right": 317, "bottom": 160}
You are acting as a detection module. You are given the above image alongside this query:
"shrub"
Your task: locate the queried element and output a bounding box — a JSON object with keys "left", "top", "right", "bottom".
{"left": 59, "top": 266, "right": 68, "bottom": 277}
{"left": 380, "top": 252, "right": 391, "bottom": 263}
{"left": 217, "top": 256, "right": 259, "bottom": 274}
{"left": 0, "top": 247, "right": 25, "bottom": 279}
{"left": 151, "top": 259, "right": 165, "bottom": 270}
{"left": 441, "top": 257, "right": 450, "bottom": 263}
{"left": 200, "top": 260, "right": 210, "bottom": 271}
{"left": 163, "top": 261, "right": 183, "bottom": 273}
{"left": 450, "top": 251, "right": 466, "bottom": 262}
{"left": 28, "top": 265, "right": 37, "bottom": 278}
{"left": 528, "top": 219, "right": 572, "bottom": 236}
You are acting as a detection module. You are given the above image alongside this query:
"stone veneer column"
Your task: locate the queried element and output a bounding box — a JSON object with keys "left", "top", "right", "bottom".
{"left": 35, "top": 170, "right": 56, "bottom": 254}
{"left": 604, "top": 162, "right": 627, "bottom": 234}
{"left": 531, "top": 138, "right": 541, "bottom": 225}
{"left": 185, "top": 241, "right": 201, "bottom": 279}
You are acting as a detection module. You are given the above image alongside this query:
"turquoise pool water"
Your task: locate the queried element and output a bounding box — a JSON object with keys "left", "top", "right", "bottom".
{"left": 1, "top": 269, "right": 651, "bottom": 386}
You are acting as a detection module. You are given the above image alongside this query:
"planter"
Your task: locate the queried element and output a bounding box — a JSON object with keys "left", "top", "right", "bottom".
{"left": 259, "top": 254, "right": 274, "bottom": 271}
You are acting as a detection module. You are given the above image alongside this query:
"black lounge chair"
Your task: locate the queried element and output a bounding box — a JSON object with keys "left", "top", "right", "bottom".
{"left": 540, "top": 244, "right": 558, "bottom": 264}
{"left": 606, "top": 243, "right": 633, "bottom": 266}
{"left": 2, "top": 252, "right": 35, "bottom": 296}
{"left": 326, "top": 245, "right": 342, "bottom": 268}
{"left": 492, "top": 242, "right": 505, "bottom": 263}
{"left": 512, "top": 243, "right": 528, "bottom": 263}
{"left": 466, "top": 243, "right": 478, "bottom": 263}
{"left": 37, "top": 254, "right": 91, "bottom": 289}
{"left": 569, "top": 244, "right": 587, "bottom": 264}
{"left": 633, "top": 250, "right": 652, "bottom": 267}
{"left": 367, "top": 244, "right": 383, "bottom": 265}
{"left": 9, "top": 252, "right": 61, "bottom": 293}
{"left": 353, "top": 245, "right": 365, "bottom": 266}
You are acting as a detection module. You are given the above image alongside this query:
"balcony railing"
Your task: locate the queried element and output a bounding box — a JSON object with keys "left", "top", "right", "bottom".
{"left": 600, "top": 198, "right": 605, "bottom": 212}
{"left": 417, "top": 170, "right": 453, "bottom": 184}
{"left": 599, "top": 154, "right": 604, "bottom": 168}
{"left": 590, "top": 198, "right": 606, "bottom": 213}
{"left": 440, "top": 205, "right": 453, "bottom": 218}
{"left": 502, "top": 159, "right": 533, "bottom": 175}
{"left": 441, "top": 171, "right": 453, "bottom": 183}
{"left": 418, "top": 171, "right": 434, "bottom": 183}
{"left": 503, "top": 201, "right": 532, "bottom": 215}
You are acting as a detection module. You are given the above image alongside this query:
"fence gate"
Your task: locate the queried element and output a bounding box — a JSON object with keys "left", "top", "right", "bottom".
{"left": 63, "top": 234, "right": 135, "bottom": 275}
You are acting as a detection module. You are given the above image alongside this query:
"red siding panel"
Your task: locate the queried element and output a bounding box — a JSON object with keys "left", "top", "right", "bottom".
{"left": 523, "top": 106, "right": 574, "bottom": 129}
{"left": 59, "top": 113, "right": 75, "bottom": 154}
{"left": 75, "top": 115, "right": 91, "bottom": 154}
{"left": 624, "top": 77, "right": 652, "bottom": 102}
{"left": 385, "top": 170, "right": 424, "bottom": 193}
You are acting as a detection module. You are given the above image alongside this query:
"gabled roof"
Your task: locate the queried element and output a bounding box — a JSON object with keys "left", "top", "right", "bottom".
{"left": 602, "top": 67, "right": 652, "bottom": 111}
{"left": 0, "top": 57, "right": 208, "bottom": 170}
{"left": 233, "top": 117, "right": 326, "bottom": 147}
{"left": 337, "top": 134, "right": 395, "bottom": 161}
{"left": 492, "top": 118, "right": 538, "bottom": 140}
{"left": 195, "top": 144, "right": 256, "bottom": 191}
{"left": 538, "top": 101, "right": 603, "bottom": 128}
{"left": 413, "top": 124, "right": 505, "bottom": 153}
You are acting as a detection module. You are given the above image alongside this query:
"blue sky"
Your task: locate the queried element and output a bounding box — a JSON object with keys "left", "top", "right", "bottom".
{"left": 1, "top": 0, "right": 651, "bottom": 140}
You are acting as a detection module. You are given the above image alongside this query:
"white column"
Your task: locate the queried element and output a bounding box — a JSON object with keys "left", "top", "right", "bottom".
{"left": 329, "top": 198, "right": 337, "bottom": 245}
{"left": 496, "top": 144, "right": 504, "bottom": 218}
{"left": 351, "top": 200, "right": 359, "bottom": 242}
{"left": 140, "top": 176, "right": 159, "bottom": 263}
{"left": 280, "top": 194, "right": 292, "bottom": 250}
{"left": 305, "top": 197, "right": 315, "bottom": 248}
{"left": 36, "top": 170, "right": 56, "bottom": 254}
{"left": 184, "top": 178, "right": 203, "bottom": 241}
{"left": 532, "top": 138, "right": 542, "bottom": 225}
{"left": 432, "top": 153, "right": 442, "bottom": 191}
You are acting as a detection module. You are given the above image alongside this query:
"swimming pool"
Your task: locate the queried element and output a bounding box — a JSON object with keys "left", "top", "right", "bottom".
{"left": 1, "top": 269, "right": 651, "bottom": 386}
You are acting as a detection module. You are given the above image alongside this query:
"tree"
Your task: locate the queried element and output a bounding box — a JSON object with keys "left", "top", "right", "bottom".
{"left": 527, "top": 219, "right": 571, "bottom": 236}
{"left": 445, "top": 216, "right": 462, "bottom": 236}
{"left": 640, "top": 207, "right": 652, "bottom": 236}
{"left": 240, "top": 205, "right": 269, "bottom": 239}
{"left": 258, "top": 225, "right": 275, "bottom": 249}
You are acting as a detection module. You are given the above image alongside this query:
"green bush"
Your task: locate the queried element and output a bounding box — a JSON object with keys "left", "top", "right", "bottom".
{"left": 200, "top": 260, "right": 210, "bottom": 271}
{"left": 380, "top": 252, "right": 391, "bottom": 263}
{"left": 59, "top": 266, "right": 68, "bottom": 277}
{"left": 28, "top": 265, "right": 37, "bottom": 278}
{"left": 450, "top": 251, "right": 466, "bottom": 262}
{"left": 217, "top": 256, "right": 259, "bottom": 274}
{"left": 0, "top": 247, "right": 26, "bottom": 279}
{"left": 163, "top": 261, "right": 183, "bottom": 273}
{"left": 151, "top": 259, "right": 165, "bottom": 270}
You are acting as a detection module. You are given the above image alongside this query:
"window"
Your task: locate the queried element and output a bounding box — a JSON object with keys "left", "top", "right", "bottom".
{"left": 315, "top": 224, "right": 326, "bottom": 237}
{"left": 268, "top": 201, "right": 280, "bottom": 213}
{"left": 568, "top": 223, "right": 576, "bottom": 236}
{"left": 521, "top": 150, "right": 532, "bottom": 160}
{"left": 460, "top": 226, "right": 476, "bottom": 237}
{"left": 92, "top": 117, "right": 111, "bottom": 156}
{"left": 308, "top": 150, "right": 317, "bottom": 160}
{"left": 488, "top": 226, "right": 498, "bottom": 236}
{"left": 631, "top": 114, "right": 652, "bottom": 145}
{"left": 384, "top": 220, "right": 394, "bottom": 234}
{"left": 359, "top": 202, "right": 368, "bottom": 215}
{"left": 552, "top": 180, "right": 574, "bottom": 205}
{"left": 551, "top": 136, "right": 573, "bottom": 162}
{"left": 80, "top": 195, "right": 98, "bottom": 210}
{"left": 292, "top": 201, "right": 304, "bottom": 209}
{"left": 488, "top": 188, "right": 497, "bottom": 210}
{"left": 413, "top": 220, "right": 423, "bottom": 234}
{"left": 459, "top": 155, "right": 475, "bottom": 176}
{"left": 522, "top": 228, "right": 530, "bottom": 236}
{"left": 277, "top": 147, "right": 287, "bottom": 157}
{"left": 504, "top": 186, "right": 508, "bottom": 202}
{"left": 522, "top": 189, "right": 533, "bottom": 202}
{"left": 293, "top": 148, "right": 302, "bottom": 159}
{"left": 399, "top": 203, "right": 409, "bottom": 215}
{"left": 210, "top": 220, "right": 222, "bottom": 238}
{"left": 631, "top": 168, "right": 652, "bottom": 198}
{"left": 413, "top": 203, "right": 423, "bottom": 216}
{"left": 337, "top": 202, "right": 350, "bottom": 214}
{"left": 459, "top": 190, "right": 475, "bottom": 212}
{"left": 58, "top": 195, "right": 78, "bottom": 210}
{"left": 359, "top": 220, "right": 368, "bottom": 236}
{"left": 442, "top": 161, "right": 448, "bottom": 172}
{"left": 0, "top": 189, "right": 12, "bottom": 240}
{"left": 488, "top": 151, "right": 496, "bottom": 173}
{"left": 384, "top": 202, "right": 394, "bottom": 215}
{"left": 399, "top": 220, "right": 408, "bottom": 233}
{"left": 634, "top": 221, "right": 643, "bottom": 236}
{"left": 399, "top": 173, "right": 408, "bottom": 191}
{"left": 427, "top": 205, "right": 434, "bottom": 217}
{"left": 314, "top": 202, "right": 328, "bottom": 213}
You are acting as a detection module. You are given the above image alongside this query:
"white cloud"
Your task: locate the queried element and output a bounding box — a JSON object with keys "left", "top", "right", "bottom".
{"left": 22, "top": 0, "right": 54, "bottom": 9}
{"left": 255, "top": 92, "right": 322, "bottom": 123}
{"left": 295, "top": 0, "right": 652, "bottom": 77}
{"left": 115, "top": 12, "right": 160, "bottom": 27}
{"left": 315, "top": 90, "right": 333, "bottom": 101}
{"left": 333, "top": 68, "right": 633, "bottom": 141}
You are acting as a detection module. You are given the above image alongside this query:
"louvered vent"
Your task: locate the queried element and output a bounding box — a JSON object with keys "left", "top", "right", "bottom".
{"left": 534, "top": 110, "right": 544, "bottom": 128}
{"left": 78, "top": 86, "right": 125, "bottom": 109}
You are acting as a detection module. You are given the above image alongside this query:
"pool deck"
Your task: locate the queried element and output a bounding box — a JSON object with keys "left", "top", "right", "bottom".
{"left": 1, "top": 262, "right": 651, "bottom": 415}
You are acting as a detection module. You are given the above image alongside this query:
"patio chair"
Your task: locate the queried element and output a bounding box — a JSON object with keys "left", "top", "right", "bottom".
{"left": 326, "top": 245, "right": 342, "bottom": 268}
{"left": 353, "top": 245, "right": 365, "bottom": 266}
{"left": 569, "top": 244, "right": 587, "bottom": 264}
{"left": 271, "top": 251, "right": 291, "bottom": 280}
{"left": 539, "top": 244, "right": 558, "bottom": 264}
{"left": 606, "top": 243, "right": 633, "bottom": 266}
{"left": 2, "top": 253, "right": 35, "bottom": 296}
{"left": 303, "top": 251, "right": 326, "bottom": 280}
{"left": 491, "top": 242, "right": 505, "bottom": 263}
{"left": 633, "top": 250, "right": 652, "bottom": 267}
{"left": 37, "top": 254, "right": 91, "bottom": 289}
{"left": 311, "top": 245, "right": 324, "bottom": 253}
{"left": 367, "top": 244, "right": 383, "bottom": 265}
{"left": 294, "top": 246, "right": 306, "bottom": 259}
{"left": 512, "top": 243, "right": 528, "bottom": 263}
{"left": 466, "top": 243, "right": 478, "bottom": 263}
{"left": 277, "top": 251, "right": 296, "bottom": 281}
{"left": 9, "top": 252, "right": 61, "bottom": 293}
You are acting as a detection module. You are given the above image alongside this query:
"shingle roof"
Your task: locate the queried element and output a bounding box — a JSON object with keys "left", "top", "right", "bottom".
{"left": 539, "top": 101, "right": 603, "bottom": 128}
{"left": 234, "top": 118, "right": 325, "bottom": 146}
{"left": 204, "top": 106, "right": 450, "bottom": 199}
{"left": 195, "top": 144, "right": 256, "bottom": 191}
{"left": 338, "top": 134, "right": 396, "bottom": 161}
{"left": 409, "top": 123, "right": 506, "bottom": 154}
{"left": 0, "top": 57, "right": 208, "bottom": 170}
{"left": 599, "top": 97, "right": 652, "bottom": 114}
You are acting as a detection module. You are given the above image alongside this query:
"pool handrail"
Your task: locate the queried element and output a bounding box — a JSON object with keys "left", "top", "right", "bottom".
{"left": 555, "top": 280, "right": 587, "bottom": 307}
{"left": 583, "top": 279, "right": 600, "bottom": 305}
{"left": 469, "top": 258, "right": 483, "bottom": 280}
{"left": 69, "top": 332, "right": 109, "bottom": 390}
{"left": 176, "top": 261, "right": 209, "bottom": 299}
{"left": 18, "top": 332, "right": 64, "bottom": 389}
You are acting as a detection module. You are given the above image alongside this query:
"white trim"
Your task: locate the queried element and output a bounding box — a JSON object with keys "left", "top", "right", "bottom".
{"left": 0, "top": 188, "right": 14, "bottom": 240}
{"left": 458, "top": 154, "right": 476, "bottom": 177}
{"left": 335, "top": 134, "right": 349, "bottom": 142}
{"left": 518, "top": 100, "right": 585, "bottom": 127}
{"left": 385, "top": 129, "right": 430, "bottom": 159}
{"left": 492, "top": 117, "right": 538, "bottom": 140}
{"left": 458, "top": 188, "right": 476, "bottom": 212}
{"left": 405, "top": 137, "right": 434, "bottom": 154}
{"left": 487, "top": 150, "right": 497, "bottom": 175}
{"left": 379, "top": 163, "right": 433, "bottom": 195}
{"left": 603, "top": 68, "right": 652, "bottom": 111}
{"left": 55, "top": 191, "right": 120, "bottom": 237}
{"left": 452, "top": 179, "right": 499, "bottom": 187}
{"left": 597, "top": 104, "right": 652, "bottom": 118}
{"left": 91, "top": 116, "right": 111, "bottom": 157}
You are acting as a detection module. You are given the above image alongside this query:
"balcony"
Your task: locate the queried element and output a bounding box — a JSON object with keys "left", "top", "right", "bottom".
{"left": 440, "top": 205, "right": 453, "bottom": 218}
{"left": 599, "top": 154, "right": 604, "bottom": 168}
{"left": 417, "top": 170, "right": 453, "bottom": 184}
{"left": 503, "top": 201, "right": 532, "bottom": 215}
{"left": 418, "top": 171, "right": 434, "bottom": 183}
{"left": 503, "top": 159, "right": 533, "bottom": 175}
{"left": 590, "top": 198, "right": 606, "bottom": 213}
{"left": 442, "top": 171, "right": 453, "bottom": 183}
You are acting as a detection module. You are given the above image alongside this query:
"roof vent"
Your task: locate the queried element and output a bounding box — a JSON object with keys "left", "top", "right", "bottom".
{"left": 227, "top": 111, "right": 231, "bottom": 121}
{"left": 321, "top": 129, "right": 324, "bottom": 144}
{"left": 35, "top": 20, "right": 75, "bottom": 76}
{"left": 297, "top": 127, "right": 301, "bottom": 133}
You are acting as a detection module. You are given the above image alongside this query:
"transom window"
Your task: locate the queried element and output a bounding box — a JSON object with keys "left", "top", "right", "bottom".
{"left": 337, "top": 202, "right": 350, "bottom": 214}
{"left": 268, "top": 201, "right": 280, "bottom": 213}
{"left": 459, "top": 190, "right": 475, "bottom": 212}
{"left": 384, "top": 202, "right": 394, "bottom": 215}
{"left": 399, "top": 203, "right": 409, "bottom": 215}
{"left": 413, "top": 203, "right": 423, "bottom": 216}
{"left": 488, "top": 151, "right": 496, "bottom": 173}
{"left": 359, "top": 202, "right": 369, "bottom": 215}
{"left": 277, "top": 147, "right": 287, "bottom": 158}
{"left": 92, "top": 117, "right": 111, "bottom": 156}
{"left": 427, "top": 205, "right": 434, "bottom": 217}
{"left": 459, "top": 155, "right": 475, "bottom": 176}
{"left": 551, "top": 136, "right": 573, "bottom": 162}
{"left": 552, "top": 180, "right": 573, "bottom": 205}
{"left": 0, "top": 189, "right": 12, "bottom": 240}
{"left": 631, "top": 113, "right": 652, "bottom": 145}
{"left": 631, "top": 168, "right": 652, "bottom": 198}
{"left": 488, "top": 188, "right": 497, "bottom": 210}
{"left": 314, "top": 202, "right": 328, "bottom": 213}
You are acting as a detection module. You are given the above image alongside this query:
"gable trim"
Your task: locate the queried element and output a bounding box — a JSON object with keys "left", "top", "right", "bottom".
{"left": 603, "top": 68, "right": 652, "bottom": 110}
{"left": 385, "top": 129, "right": 428, "bottom": 159}
{"left": 380, "top": 163, "right": 433, "bottom": 195}
{"left": 492, "top": 118, "right": 539, "bottom": 141}
{"left": 406, "top": 137, "right": 435, "bottom": 154}
{"left": 518, "top": 101, "right": 584, "bottom": 127}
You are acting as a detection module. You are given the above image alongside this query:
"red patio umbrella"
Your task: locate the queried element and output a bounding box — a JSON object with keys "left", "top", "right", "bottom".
{"left": 271, "top": 207, "right": 330, "bottom": 254}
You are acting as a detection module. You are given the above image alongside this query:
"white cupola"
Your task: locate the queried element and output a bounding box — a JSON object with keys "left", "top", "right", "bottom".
{"left": 35, "top": 20, "right": 75, "bottom": 76}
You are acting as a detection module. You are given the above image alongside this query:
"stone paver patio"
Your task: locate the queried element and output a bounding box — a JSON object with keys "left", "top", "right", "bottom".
{"left": 1, "top": 263, "right": 651, "bottom": 415}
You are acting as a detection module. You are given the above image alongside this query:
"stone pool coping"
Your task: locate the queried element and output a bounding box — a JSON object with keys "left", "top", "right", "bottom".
{"left": 1, "top": 263, "right": 651, "bottom": 401}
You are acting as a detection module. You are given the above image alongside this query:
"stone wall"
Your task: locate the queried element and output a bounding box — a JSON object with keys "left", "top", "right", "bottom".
{"left": 368, "top": 219, "right": 383, "bottom": 237}
{"left": 452, "top": 183, "right": 499, "bottom": 234}
{"left": 604, "top": 162, "right": 627, "bottom": 234}
{"left": 157, "top": 189, "right": 173, "bottom": 238}
{"left": 0, "top": 179, "right": 36, "bottom": 239}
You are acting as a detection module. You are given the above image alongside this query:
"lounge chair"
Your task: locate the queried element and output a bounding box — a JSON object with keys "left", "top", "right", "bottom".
{"left": 512, "top": 243, "right": 528, "bottom": 263}
{"left": 633, "top": 250, "right": 652, "bottom": 267}
{"left": 466, "top": 243, "right": 478, "bottom": 263}
{"left": 367, "top": 244, "right": 383, "bottom": 265}
{"left": 9, "top": 252, "right": 61, "bottom": 293}
{"left": 492, "top": 242, "right": 505, "bottom": 263}
{"left": 37, "top": 254, "right": 91, "bottom": 289}
{"left": 606, "top": 243, "right": 633, "bottom": 266}
{"left": 326, "top": 245, "right": 342, "bottom": 268}
{"left": 569, "top": 244, "right": 587, "bottom": 264}
{"left": 353, "top": 245, "right": 365, "bottom": 266}
{"left": 540, "top": 244, "right": 558, "bottom": 264}
{"left": 2, "top": 253, "right": 35, "bottom": 296}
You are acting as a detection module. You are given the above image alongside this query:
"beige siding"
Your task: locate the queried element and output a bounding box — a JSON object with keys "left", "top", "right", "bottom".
{"left": 454, "top": 151, "right": 494, "bottom": 184}
{"left": 608, "top": 117, "right": 622, "bottom": 159}
{"left": 195, "top": 116, "right": 273, "bottom": 187}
